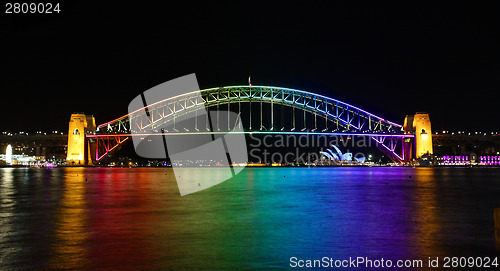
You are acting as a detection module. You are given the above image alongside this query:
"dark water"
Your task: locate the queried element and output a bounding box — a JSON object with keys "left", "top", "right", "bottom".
{"left": 1, "top": 167, "right": 499, "bottom": 270}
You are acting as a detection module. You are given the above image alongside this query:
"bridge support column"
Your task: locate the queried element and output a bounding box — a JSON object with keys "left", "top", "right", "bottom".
{"left": 66, "top": 113, "right": 96, "bottom": 165}
{"left": 404, "top": 112, "right": 433, "bottom": 160}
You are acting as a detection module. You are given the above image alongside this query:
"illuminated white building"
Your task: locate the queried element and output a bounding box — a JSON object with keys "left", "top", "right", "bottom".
{"left": 6, "top": 144, "right": 12, "bottom": 165}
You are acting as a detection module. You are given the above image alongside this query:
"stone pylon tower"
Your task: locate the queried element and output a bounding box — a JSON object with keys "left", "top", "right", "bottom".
{"left": 66, "top": 113, "right": 96, "bottom": 165}
{"left": 404, "top": 112, "right": 433, "bottom": 159}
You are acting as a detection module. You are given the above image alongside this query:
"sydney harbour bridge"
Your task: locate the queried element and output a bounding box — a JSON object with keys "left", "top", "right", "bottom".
{"left": 65, "top": 85, "right": 431, "bottom": 165}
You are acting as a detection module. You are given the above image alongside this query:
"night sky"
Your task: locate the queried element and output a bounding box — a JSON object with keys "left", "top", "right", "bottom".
{"left": 2, "top": 1, "right": 499, "bottom": 133}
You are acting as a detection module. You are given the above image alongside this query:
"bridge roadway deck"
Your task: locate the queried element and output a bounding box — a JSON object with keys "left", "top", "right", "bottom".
{"left": 86, "top": 131, "right": 414, "bottom": 137}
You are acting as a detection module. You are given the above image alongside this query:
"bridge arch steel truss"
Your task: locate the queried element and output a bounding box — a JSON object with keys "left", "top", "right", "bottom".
{"left": 90, "top": 86, "right": 411, "bottom": 163}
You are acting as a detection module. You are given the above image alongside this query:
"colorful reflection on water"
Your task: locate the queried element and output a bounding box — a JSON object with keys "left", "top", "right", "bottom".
{"left": 0, "top": 167, "right": 499, "bottom": 270}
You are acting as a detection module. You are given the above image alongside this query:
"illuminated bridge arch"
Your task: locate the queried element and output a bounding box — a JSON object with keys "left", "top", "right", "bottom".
{"left": 99, "top": 86, "right": 402, "bottom": 133}
{"left": 89, "top": 86, "right": 412, "bottom": 162}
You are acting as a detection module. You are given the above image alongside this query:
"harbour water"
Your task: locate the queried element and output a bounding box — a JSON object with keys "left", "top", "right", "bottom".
{"left": 1, "top": 167, "right": 499, "bottom": 270}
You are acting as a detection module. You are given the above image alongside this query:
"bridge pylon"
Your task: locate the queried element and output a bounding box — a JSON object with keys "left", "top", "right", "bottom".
{"left": 66, "top": 113, "right": 96, "bottom": 165}
{"left": 404, "top": 112, "right": 433, "bottom": 160}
